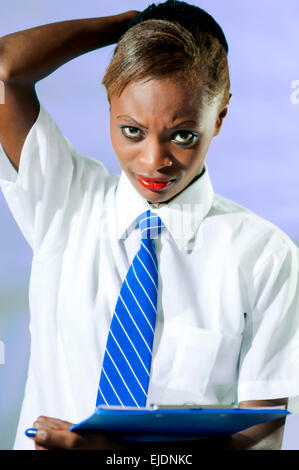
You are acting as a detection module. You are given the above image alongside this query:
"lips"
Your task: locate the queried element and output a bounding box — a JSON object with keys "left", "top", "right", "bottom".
{"left": 137, "top": 175, "right": 175, "bottom": 192}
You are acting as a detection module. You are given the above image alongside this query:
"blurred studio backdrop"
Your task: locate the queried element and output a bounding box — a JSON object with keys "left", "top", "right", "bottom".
{"left": 0, "top": 0, "right": 299, "bottom": 450}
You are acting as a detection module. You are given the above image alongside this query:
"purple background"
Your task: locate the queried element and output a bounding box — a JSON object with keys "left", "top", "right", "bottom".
{"left": 0, "top": 0, "right": 298, "bottom": 449}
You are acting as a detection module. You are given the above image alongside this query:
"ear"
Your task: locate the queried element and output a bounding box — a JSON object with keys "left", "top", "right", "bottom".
{"left": 213, "top": 105, "right": 229, "bottom": 136}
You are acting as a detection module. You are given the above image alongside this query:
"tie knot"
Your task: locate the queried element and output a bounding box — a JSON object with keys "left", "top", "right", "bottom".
{"left": 137, "top": 210, "right": 165, "bottom": 239}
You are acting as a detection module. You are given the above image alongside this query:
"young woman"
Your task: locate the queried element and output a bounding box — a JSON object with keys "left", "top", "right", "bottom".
{"left": 0, "top": 1, "right": 298, "bottom": 450}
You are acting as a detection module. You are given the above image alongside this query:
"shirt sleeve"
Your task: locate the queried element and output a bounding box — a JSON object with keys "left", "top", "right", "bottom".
{"left": 238, "top": 235, "right": 299, "bottom": 413}
{"left": 0, "top": 103, "right": 109, "bottom": 255}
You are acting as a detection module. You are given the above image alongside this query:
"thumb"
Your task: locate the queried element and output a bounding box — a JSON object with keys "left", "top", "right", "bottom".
{"left": 34, "top": 428, "right": 84, "bottom": 450}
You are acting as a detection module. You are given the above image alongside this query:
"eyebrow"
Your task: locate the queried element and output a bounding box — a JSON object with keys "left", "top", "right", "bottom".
{"left": 116, "top": 115, "right": 199, "bottom": 130}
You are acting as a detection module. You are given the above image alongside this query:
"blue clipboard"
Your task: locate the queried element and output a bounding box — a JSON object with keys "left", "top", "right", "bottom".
{"left": 70, "top": 406, "right": 290, "bottom": 441}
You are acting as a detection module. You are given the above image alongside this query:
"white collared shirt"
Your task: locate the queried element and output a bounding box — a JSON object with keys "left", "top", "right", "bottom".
{"left": 1, "top": 104, "right": 299, "bottom": 450}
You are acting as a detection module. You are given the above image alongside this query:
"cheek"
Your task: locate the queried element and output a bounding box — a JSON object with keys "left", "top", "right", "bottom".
{"left": 172, "top": 145, "right": 204, "bottom": 171}
{"left": 110, "top": 127, "right": 124, "bottom": 157}
{"left": 110, "top": 131, "right": 137, "bottom": 167}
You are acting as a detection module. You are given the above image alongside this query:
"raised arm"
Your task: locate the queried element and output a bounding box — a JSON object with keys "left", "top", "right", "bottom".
{"left": 0, "top": 11, "right": 138, "bottom": 171}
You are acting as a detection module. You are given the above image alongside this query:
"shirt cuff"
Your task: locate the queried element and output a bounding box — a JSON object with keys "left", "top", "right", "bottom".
{"left": 238, "top": 378, "right": 299, "bottom": 413}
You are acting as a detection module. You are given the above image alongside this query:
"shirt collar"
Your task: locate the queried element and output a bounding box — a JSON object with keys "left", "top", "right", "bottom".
{"left": 115, "top": 165, "right": 214, "bottom": 251}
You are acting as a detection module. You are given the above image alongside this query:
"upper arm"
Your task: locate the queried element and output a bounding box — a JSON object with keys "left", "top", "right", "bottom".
{"left": 0, "top": 74, "right": 40, "bottom": 171}
{"left": 238, "top": 242, "right": 299, "bottom": 406}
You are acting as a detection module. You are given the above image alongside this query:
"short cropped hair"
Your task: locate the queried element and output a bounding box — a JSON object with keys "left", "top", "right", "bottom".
{"left": 103, "top": 0, "right": 232, "bottom": 107}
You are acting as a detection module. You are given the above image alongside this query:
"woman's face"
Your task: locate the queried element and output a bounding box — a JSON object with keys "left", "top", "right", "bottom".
{"left": 110, "top": 78, "right": 228, "bottom": 207}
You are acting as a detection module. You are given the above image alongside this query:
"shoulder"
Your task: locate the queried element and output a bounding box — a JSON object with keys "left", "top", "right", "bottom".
{"left": 210, "top": 193, "right": 295, "bottom": 246}
{"left": 208, "top": 193, "right": 297, "bottom": 274}
{"left": 39, "top": 104, "right": 119, "bottom": 190}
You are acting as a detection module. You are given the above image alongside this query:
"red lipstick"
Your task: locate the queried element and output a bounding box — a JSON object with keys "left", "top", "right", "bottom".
{"left": 137, "top": 175, "right": 175, "bottom": 192}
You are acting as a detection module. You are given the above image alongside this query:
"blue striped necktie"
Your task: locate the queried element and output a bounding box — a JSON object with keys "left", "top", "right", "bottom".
{"left": 96, "top": 210, "right": 165, "bottom": 408}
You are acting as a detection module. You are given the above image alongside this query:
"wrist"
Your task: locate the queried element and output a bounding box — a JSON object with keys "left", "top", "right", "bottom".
{"left": 113, "top": 10, "right": 140, "bottom": 36}
{"left": 121, "top": 10, "right": 140, "bottom": 22}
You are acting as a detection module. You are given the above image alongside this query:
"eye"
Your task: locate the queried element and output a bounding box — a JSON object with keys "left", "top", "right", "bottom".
{"left": 120, "top": 126, "right": 143, "bottom": 140}
{"left": 172, "top": 131, "right": 198, "bottom": 146}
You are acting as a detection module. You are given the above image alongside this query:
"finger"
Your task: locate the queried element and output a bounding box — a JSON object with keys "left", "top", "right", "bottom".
{"left": 33, "top": 416, "right": 73, "bottom": 430}
{"left": 25, "top": 428, "right": 55, "bottom": 450}
{"left": 34, "top": 428, "right": 85, "bottom": 450}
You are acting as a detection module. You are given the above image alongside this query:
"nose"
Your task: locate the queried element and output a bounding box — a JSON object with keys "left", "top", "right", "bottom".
{"left": 141, "top": 138, "right": 173, "bottom": 170}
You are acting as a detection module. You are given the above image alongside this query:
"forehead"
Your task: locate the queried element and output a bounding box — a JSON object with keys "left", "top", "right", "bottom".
{"left": 110, "top": 78, "right": 207, "bottom": 124}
